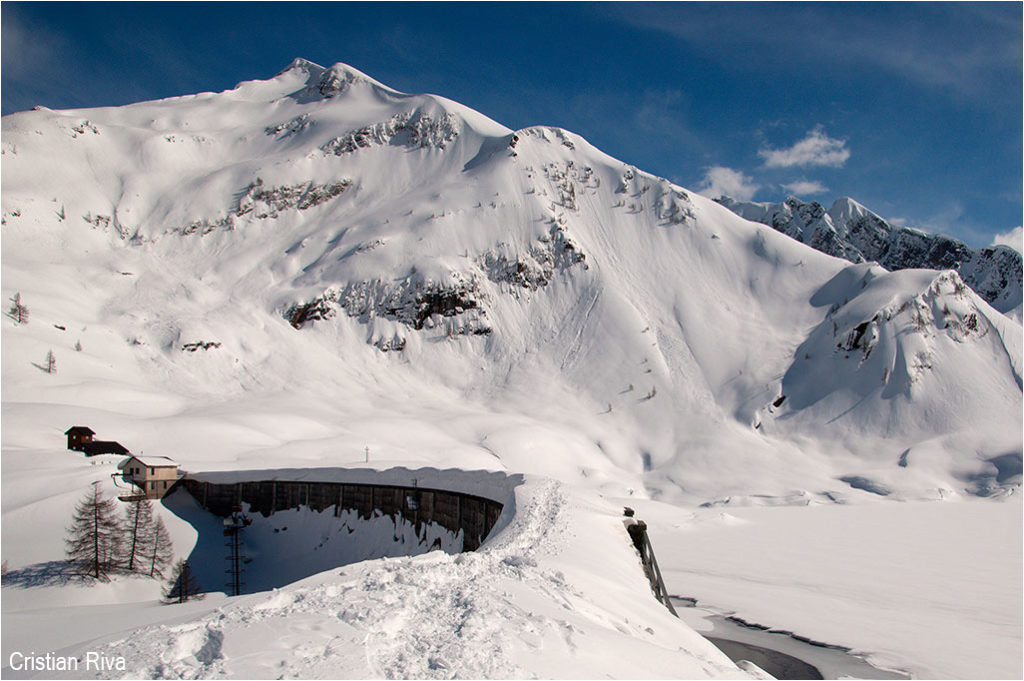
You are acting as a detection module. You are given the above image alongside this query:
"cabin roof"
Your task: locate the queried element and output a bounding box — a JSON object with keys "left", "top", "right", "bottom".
{"left": 118, "top": 455, "right": 177, "bottom": 469}
{"left": 64, "top": 426, "right": 96, "bottom": 435}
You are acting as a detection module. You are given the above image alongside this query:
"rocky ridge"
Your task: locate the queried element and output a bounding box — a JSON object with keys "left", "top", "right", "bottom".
{"left": 717, "top": 195, "right": 1022, "bottom": 316}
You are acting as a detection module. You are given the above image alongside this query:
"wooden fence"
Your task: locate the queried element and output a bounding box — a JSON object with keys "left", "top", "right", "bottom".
{"left": 180, "top": 477, "right": 504, "bottom": 551}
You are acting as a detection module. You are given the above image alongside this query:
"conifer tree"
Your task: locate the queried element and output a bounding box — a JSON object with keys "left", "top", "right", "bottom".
{"left": 65, "top": 483, "right": 124, "bottom": 580}
{"left": 123, "top": 499, "right": 154, "bottom": 572}
{"left": 163, "top": 559, "right": 203, "bottom": 603}
{"left": 148, "top": 516, "right": 174, "bottom": 579}
{"left": 7, "top": 292, "right": 28, "bottom": 324}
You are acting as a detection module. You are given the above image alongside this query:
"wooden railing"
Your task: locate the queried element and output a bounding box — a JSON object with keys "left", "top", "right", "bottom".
{"left": 625, "top": 511, "right": 678, "bottom": 617}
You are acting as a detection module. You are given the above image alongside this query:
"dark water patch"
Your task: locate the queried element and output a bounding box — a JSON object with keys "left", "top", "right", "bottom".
{"left": 989, "top": 453, "right": 1022, "bottom": 484}
{"left": 707, "top": 637, "right": 823, "bottom": 680}
{"left": 671, "top": 597, "right": 911, "bottom": 680}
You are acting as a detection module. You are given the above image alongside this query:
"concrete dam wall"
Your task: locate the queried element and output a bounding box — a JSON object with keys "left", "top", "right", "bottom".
{"left": 180, "top": 476, "right": 505, "bottom": 551}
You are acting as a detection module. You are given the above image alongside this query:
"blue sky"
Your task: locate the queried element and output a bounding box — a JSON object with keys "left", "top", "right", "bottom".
{"left": 2, "top": 2, "right": 1021, "bottom": 249}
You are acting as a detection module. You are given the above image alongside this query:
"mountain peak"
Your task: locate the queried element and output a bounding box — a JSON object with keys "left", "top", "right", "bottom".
{"left": 828, "top": 196, "right": 878, "bottom": 225}
{"left": 270, "top": 59, "right": 401, "bottom": 103}
{"left": 275, "top": 57, "right": 325, "bottom": 78}
{"left": 718, "top": 194, "right": 1022, "bottom": 316}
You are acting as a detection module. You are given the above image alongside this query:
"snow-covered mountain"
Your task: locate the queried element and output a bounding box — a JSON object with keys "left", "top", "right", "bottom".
{"left": 2, "top": 58, "right": 1020, "bottom": 504}
{"left": 717, "top": 195, "right": 1023, "bottom": 318}
{"left": 3, "top": 58, "right": 1021, "bottom": 680}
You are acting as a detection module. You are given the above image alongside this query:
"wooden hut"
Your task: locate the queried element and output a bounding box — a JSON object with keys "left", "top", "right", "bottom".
{"left": 64, "top": 426, "right": 95, "bottom": 451}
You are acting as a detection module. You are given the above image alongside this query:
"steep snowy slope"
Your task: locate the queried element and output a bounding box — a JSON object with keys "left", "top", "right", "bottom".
{"left": 2, "top": 59, "right": 1020, "bottom": 505}
{"left": 3, "top": 58, "right": 1021, "bottom": 680}
{"left": 718, "top": 195, "right": 1024, "bottom": 318}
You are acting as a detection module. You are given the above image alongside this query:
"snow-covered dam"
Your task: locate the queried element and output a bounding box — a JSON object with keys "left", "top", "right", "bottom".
{"left": 166, "top": 468, "right": 513, "bottom": 594}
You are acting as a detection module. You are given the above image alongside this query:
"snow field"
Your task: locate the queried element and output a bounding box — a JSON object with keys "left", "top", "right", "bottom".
{"left": 628, "top": 496, "right": 1023, "bottom": 679}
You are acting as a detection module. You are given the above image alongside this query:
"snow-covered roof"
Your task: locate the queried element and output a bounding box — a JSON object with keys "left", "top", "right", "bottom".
{"left": 118, "top": 455, "right": 177, "bottom": 469}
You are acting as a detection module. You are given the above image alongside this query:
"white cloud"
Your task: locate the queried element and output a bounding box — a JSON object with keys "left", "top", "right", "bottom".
{"left": 991, "top": 226, "right": 1023, "bottom": 254}
{"left": 782, "top": 179, "right": 829, "bottom": 196}
{"left": 697, "top": 166, "right": 760, "bottom": 201}
{"left": 759, "top": 127, "right": 850, "bottom": 168}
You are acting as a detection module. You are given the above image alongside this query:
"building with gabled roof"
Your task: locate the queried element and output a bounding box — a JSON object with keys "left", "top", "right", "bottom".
{"left": 118, "top": 455, "right": 181, "bottom": 499}
{"left": 64, "top": 426, "right": 95, "bottom": 451}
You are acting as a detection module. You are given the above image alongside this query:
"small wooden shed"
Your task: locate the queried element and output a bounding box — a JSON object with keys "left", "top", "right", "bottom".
{"left": 64, "top": 426, "right": 95, "bottom": 451}
{"left": 118, "top": 455, "right": 181, "bottom": 499}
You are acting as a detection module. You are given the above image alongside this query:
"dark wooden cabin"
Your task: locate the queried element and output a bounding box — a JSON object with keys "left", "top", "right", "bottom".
{"left": 64, "top": 426, "right": 96, "bottom": 451}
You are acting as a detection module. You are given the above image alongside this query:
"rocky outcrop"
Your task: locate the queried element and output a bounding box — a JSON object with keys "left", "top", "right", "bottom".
{"left": 321, "top": 109, "right": 460, "bottom": 155}
{"left": 175, "top": 178, "right": 351, "bottom": 235}
{"left": 286, "top": 272, "right": 491, "bottom": 341}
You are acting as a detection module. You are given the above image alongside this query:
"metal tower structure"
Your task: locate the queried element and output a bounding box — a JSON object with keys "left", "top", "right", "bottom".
{"left": 223, "top": 505, "right": 251, "bottom": 596}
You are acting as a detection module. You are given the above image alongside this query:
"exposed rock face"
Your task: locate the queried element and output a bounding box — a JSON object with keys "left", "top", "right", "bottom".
{"left": 287, "top": 273, "right": 491, "bottom": 339}
{"left": 321, "top": 109, "right": 460, "bottom": 155}
{"left": 175, "top": 178, "right": 351, "bottom": 236}
{"left": 717, "top": 195, "right": 1022, "bottom": 314}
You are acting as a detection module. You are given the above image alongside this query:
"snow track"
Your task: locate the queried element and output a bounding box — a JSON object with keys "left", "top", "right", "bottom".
{"left": 366, "top": 479, "right": 568, "bottom": 678}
